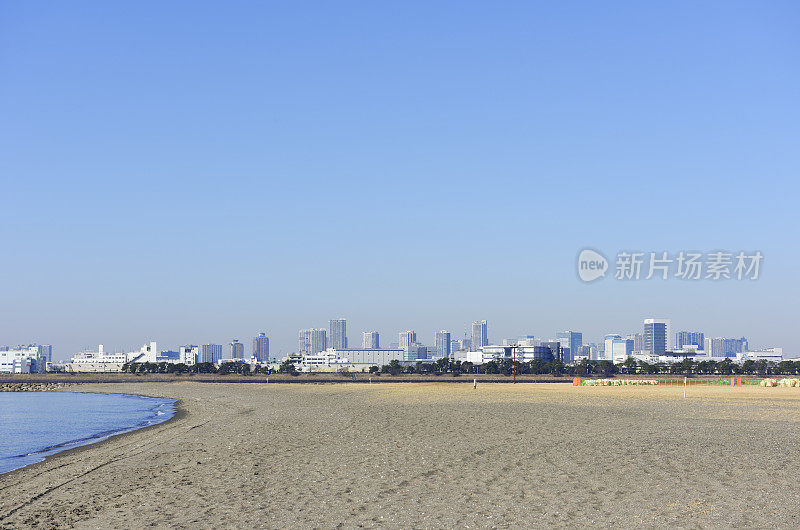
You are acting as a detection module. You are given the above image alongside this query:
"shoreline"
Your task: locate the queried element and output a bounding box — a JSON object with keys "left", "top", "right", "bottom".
{"left": 0, "top": 390, "right": 182, "bottom": 480}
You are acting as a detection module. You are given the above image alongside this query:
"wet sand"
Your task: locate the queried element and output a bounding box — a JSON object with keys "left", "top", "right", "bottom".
{"left": 2, "top": 382, "right": 800, "bottom": 528}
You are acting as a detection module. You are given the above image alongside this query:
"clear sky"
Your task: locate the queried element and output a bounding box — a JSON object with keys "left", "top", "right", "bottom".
{"left": 2, "top": 1, "right": 799, "bottom": 359}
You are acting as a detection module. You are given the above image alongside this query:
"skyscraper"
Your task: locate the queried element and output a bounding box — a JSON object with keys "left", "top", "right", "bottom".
{"left": 556, "top": 331, "right": 582, "bottom": 363}
{"left": 643, "top": 318, "right": 671, "bottom": 355}
{"left": 472, "top": 320, "right": 488, "bottom": 350}
{"left": 674, "top": 331, "right": 705, "bottom": 351}
{"left": 329, "top": 318, "right": 348, "bottom": 349}
{"left": 229, "top": 339, "right": 244, "bottom": 359}
{"left": 435, "top": 330, "right": 451, "bottom": 358}
{"left": 299, "top": 329, "right": 327, "bottom": 355}
{"left": 252, "top": 333, "right": 270, "bottom": 362}
{"left": 198, "top": 344, "right": 223, "bottom": 363}
{"left": 399, "top": 331, "right": 417, "bottom": 353}
{"left": 362, "top": 331, "right": 380, "bottom": 349}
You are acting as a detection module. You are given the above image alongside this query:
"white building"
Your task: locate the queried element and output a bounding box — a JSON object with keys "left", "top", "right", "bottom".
{"left": 307, "top": 347, "right": 407, "bottom": 368}
{"left": 66, "top": 344, "right": 127, "bottom": 372}
{"left": 399, "top": 331, "right": 417, "bottom": 353}
{"left": 126, "top": 342, "right": 158, "bottom": 363}
{"left": 738, "top": 348, "right": 783, "bottom": 363}
{"left": 179, "top": 345, "right": 199, "bottom": 365}
{"left": 0, "top": 345, "right": 48, "bottom": 373}
{"left": 299, "top": 329, "right": 327, "bottom": 356}
{"left": 604, "top": 334, "right": 633, "bottom": 363}
{"left": 362, "top": 331, "right": 380, "bottom": 349}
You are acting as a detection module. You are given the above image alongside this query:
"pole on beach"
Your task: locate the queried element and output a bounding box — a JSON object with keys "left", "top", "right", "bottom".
{"left": 683, "top": 377, "right": 687, "bottom": 398}
{"left": 473, "top": 378, "right": 477, "bottom": 389}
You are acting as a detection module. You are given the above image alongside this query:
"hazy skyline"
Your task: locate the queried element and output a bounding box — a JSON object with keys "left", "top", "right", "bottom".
{"left": 2, "top": 2, "right": 799, "bottom": 358}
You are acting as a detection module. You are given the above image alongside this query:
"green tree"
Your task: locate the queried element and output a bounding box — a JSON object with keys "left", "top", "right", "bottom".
{"left": 388, "top": 359, "right": 402, "bottom": 375}
{"left": 622, "top": 357, "right": 637, "bottom": 375}
{"left": 277, "top": 361, "right": 297, "bottom": 375}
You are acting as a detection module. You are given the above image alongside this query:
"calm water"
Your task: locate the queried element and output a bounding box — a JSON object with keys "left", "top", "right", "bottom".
{"left": 0, "top": 391, "right": 175, "bottom": 474}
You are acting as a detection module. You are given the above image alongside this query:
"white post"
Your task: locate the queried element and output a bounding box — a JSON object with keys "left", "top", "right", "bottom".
{"left": 683, "top": 377, "right": 687, "bottom": 398}
{"left": 474, "top": 378, "right": 477, "bottom": 389}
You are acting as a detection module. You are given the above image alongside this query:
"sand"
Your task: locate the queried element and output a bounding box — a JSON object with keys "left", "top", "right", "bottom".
{"left": 2, "top": 382, "right": 800, "bottom": 528}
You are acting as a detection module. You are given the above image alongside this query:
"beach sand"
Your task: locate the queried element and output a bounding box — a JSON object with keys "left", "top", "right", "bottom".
{"left": 2, "top": 382, "right": 800, "bottom": 528}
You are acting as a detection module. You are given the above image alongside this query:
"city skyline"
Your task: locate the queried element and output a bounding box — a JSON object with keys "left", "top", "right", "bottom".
{"left": 2, "top": 3, "right": 798, "bottom": 362}
{"left": 7, "top": 314, "right": 789, "bottom": 363}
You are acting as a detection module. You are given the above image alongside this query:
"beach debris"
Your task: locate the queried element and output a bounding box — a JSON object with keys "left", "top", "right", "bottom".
{"left": 583, "top": 379, "right": 659, "bottom": 386}
{"left": 760, "top": 378, "right": 800, "bottom": 387}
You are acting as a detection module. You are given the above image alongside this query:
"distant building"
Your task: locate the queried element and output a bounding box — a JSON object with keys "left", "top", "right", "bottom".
{"left": 127, "top": 342, "right": 158, "bottom": 363}
{"left": 362, "top": 331, "right": 380, "bottom": 349}
{"left": 626, "top": 333, "right": 644, "bottom": 352}
{"left": 704, "top": 337, "right": 748, "bottom": 357}
{"left": 399, "top": 331, "right": 417, "bottom": 353}
{"left": 229, "top": 339, "right": 244, "bottom": 359}
{"left": 472, "top": 320, "right": 488, "bottom": 349}
{"left": 329, "top": 319, "right": 348, "bottom": 349}
{"left": 539, "top": 341, "right": 562, "bottom": 362}
{"left": 157, "top": 350, "right": 180, "bottom": 363}
{"left": 407, "top": 343, "right": 427, "bottom": 361}
{"left": 314, "top": 347, "right": 407, "bottom": 366}
{"left": 435, "top": 330, "right": 451, "bottom": 358}
{"left": 604, "top": 334, "right": 632, "bottom": 363}
{"left": 198, "top": 344, "right": 223, "bottom": 363}
{"left": 252, "top": 333, "right": 270, "bottom": 362}
{"left": 556, "top": 331, "right": 582, "bottom": 363}
{"left": 299, "top": 329, "right": 327, "bottom": 356}
{"left": 675, "top": 331, "right": 705, "bottom": 351}
{"left": 179, "top": 345, "right": 199, "bottom": 365}
{"left": 66, "top": 344, "right": 127, "bottom": 372}
{"left": 644, "top": 318, "right": 671, "bottom": 355}
{"left": 0, "top": 345, "right": 50, "bottom": 373}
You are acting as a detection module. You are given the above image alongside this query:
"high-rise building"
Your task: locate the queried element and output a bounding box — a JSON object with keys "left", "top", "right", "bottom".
{"left": 299, "top": 329, "right": 328, "bottom": 356}
{"left": 408, "top": 343, "right": 427, "bottom": 360}
{"left": 643, "top": 318, "right": 671, "bottom": 355}
{"left": 704, "top": 337, "right": 748, "bottom": 357}
{"left": 540, "top": 341, "right": 562, "bottom": 362}
{"left": 198, "top": 344, "right": 223, "bottom": 363}
{"left": 604, "top": 334, "right": 632, "bottom": 363}
{"left": 362, "top": 331, "right": 380, "bottom": 349}
{"left": 179, "top": 345, "right": 199, "bottom": 365}
{"left": 626, "top": 333, "right": 644, "bottom": 352}
{"left": 329, "top": 319, "right": 348, "bottom": 349}
{"left": 252, "top": 333, "right": 270, "bottom": 362}
{"left": 229, "top": 339, "right": 244, "bottom": 359}
{"left": 556, "top": 331, "right": 582, "bottom": 363}
{"left": 675, "top": 331, "right": 705, "bottom": 351}
{"left": 399, "top": 331, "right": 417, "bottom": 352}
{"left": 472, "top": 320, "right": 488, "bottom": 350}
{"left": 435, "top": 330, "right": 451, "bottom": 358}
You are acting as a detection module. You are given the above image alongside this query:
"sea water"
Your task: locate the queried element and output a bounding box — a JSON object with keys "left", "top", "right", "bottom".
{"left": 0, "top": 391, "right": 175, "bottom": 474}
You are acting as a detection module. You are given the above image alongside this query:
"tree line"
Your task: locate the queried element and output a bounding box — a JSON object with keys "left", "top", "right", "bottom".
{"left": 119, "top": 357, "right": 800, "bottom": 377}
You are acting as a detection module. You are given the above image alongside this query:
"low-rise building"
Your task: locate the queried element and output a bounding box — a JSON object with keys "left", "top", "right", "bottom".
{"left": 66, "top": 345, "right": 127, "bottom": 372}
{"left": 0, "top": 345, "right": 49, "bottom": 373}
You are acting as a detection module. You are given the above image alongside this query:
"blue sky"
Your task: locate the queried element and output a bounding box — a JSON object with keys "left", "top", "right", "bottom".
{"left": 2, "top": 1, "right": 799, "bottom": 359}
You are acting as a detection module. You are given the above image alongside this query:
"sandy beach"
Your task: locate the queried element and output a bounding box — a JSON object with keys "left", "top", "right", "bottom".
{"left": 2, "top": 382, "right": 800, "bottom": 528}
